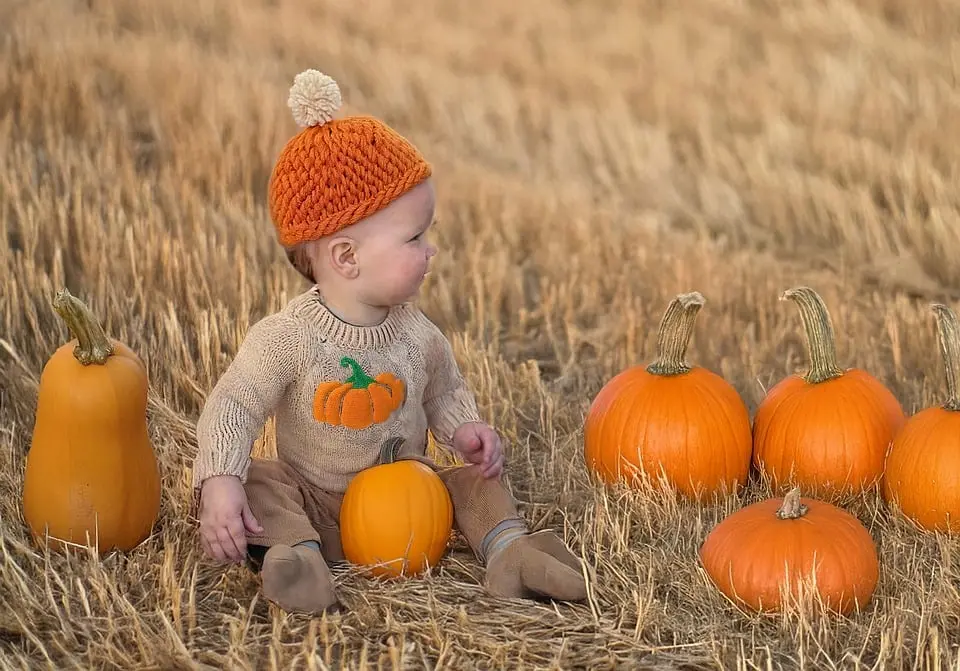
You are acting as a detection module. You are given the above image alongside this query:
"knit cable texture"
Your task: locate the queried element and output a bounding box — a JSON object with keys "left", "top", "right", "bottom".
{"left": 192, "top": 287, "right": 481, "bottom": 493}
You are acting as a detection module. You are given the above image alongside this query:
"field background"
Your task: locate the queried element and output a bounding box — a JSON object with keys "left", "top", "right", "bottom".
{"left": 2, "top": 0, "right": 960, "bottom": 668}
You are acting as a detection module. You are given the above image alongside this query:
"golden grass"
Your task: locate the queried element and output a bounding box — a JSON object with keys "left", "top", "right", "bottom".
{"left": 2, "top": 0, "right": 960, "bottom": 667}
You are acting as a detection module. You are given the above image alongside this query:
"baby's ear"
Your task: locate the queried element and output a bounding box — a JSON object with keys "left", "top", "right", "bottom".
{"left": 326, "top": 236, "right": 359, "bottom": 279}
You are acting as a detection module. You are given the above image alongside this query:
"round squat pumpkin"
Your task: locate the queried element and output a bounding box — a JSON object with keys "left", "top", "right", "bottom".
{"left": 700, "top": 487, "right": 880, "bottom": 615}
{"left": 883, "top": 302, "right": 960, "bottom": 532}
{"left": 22, "top": 289, "right": 162, "bottom": 554}
{"left": 340, "top": 437, "right": 453, "bottom": 578}
{"left": 752, "top": 286, "right": 905, "bottom": 499}
{"left": 583, "top": 291, "right": 753, "bottom": 499}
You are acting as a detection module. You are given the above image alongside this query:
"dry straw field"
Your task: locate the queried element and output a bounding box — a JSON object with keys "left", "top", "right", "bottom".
{"left": 2, "top": 0, "right": 960, "bottom": 668}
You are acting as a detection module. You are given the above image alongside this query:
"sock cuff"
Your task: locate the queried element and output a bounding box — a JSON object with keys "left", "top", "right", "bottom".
{"left": 477, "top": 516, "right": 528, "bottom": 564}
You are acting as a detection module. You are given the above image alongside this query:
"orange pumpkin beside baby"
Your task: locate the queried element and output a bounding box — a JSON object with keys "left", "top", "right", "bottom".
{"left": 22, "top": 288, "right": 161, "bottom": 554}
{"left": 340, "top": 437, "right": 453, "bottom": 578}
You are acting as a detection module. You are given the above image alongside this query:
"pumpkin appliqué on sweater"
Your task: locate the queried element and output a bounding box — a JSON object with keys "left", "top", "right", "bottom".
{"left": 313, "top": 356, "right": 406, "bottom": 430}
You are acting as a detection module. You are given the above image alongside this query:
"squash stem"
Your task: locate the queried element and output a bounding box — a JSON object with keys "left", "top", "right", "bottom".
{"left": 931, "top": 303, "right": 960, "bottom": 412}
{"left": 52, "top": 288, "right": 114, "bottom": 366}
{"left": 646, "top": 291, "right": 705, "bottom": 376}
{"left": 781, "top": 286, "right": 844, "bottom": 384}
{"left": 379, "top": 437, "right": 404, "bottom": 464}
{"left": 775, "top": 487, "right": 809, "bottom": 519}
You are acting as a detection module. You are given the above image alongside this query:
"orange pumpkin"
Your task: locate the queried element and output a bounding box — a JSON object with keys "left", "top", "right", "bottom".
{"left": 583, "top": 291, "right": 753, "bottom": 499}
{"left": 882, "top": 302, "right": 960, "bottom": 532}
{"left": 339, "top": 437, "right": 453, "bottom": 578}
{"left": 21, "top": 288, "right": 161, "bottom": 554}
{"left": 752, "top": 287, "right": 905, "bottom": 499}
{"left": 313, "top": 357, "right": 405, "bottom": 430}
{"left": 699, "top": 487, "right": 879, "bottom": 615}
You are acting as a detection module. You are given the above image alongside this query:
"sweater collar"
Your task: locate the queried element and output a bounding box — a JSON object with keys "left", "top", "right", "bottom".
{"left": 294, "top": 286, "right": 410, "bottom": 350}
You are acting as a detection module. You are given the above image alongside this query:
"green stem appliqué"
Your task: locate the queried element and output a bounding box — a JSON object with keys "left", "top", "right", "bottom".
{"left": 341, "top": 356, "right": 376, "bottom": 388}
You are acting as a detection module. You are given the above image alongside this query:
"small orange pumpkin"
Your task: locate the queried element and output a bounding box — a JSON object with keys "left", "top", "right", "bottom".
{"left": 21, "top": 288, "right": 162, "bottom": 554}
{"left": 752, "top": 287, "right": 905, "bottom": 499}
{"left": 583, "top": 291, "right": 753, "bottom": 499}
{"left": 339, "top": 437, "right": 453, "bottom": 578}
{"left": 313, "top": 357, "right": 405, "bottom": 430}
{"left": 882, "top": 302, "right": 960, "bottom": 532}
{"left": 700, "top": 487, "right": 879, "bottom": 615}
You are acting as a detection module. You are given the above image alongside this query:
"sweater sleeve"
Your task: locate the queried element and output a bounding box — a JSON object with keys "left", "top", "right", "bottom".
{"left": 422, "top": 327, "right": 482, "bottom": 449}
{"left": 192, "top": 313, "right": 305, "bottom": 489}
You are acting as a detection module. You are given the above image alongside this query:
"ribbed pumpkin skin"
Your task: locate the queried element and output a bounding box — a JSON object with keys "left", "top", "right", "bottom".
{"left": 699, "top": 493, "right": 880, "bottom": 614}
{"left": 883, "top": 303, "right": 960, "bottom": 533}
{"left": 752, "top": 286, "right": 906, "bottom": 499}
{"left": 584, "top": 291, "right": 753, "bottom": 499}
{"left": 340, "top": 459, "right": 453, "bottom": 578}
{"left": 22, "top": 336, "right": 161, "bottom": 554}
{"left": 883, "top": 407, "right": 960, "bottom": 532}
{"left": 584, "top": 365, "right": 753, "bottom": 498}
{"left": 752, "top": 370, "right": 905, "bottom": 498}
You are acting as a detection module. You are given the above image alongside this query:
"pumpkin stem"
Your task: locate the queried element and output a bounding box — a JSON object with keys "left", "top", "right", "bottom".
{"left": 775, "top": 487, "right": 809, "bottom": 520}
{"left": 781, "top": 286, "right": 844, "bottom": 384}
{"left": 646, "top": 291, "right": 705, "bottom": 376}
{"left": 341, "top": 356, "right": 375, "bottom": 389}
{"left": 51, "top": 288, "right": 114, "bottom": 366}
{"left": 931, "top": 303, "right": 960, "bottom": 412}
{"left": 379, "top": 437, "right": 404, "bottom": 464}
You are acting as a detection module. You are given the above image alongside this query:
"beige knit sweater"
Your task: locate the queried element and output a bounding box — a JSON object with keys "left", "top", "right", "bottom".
{"left": 192, "top": 286, "right": 481, "bottom": 493}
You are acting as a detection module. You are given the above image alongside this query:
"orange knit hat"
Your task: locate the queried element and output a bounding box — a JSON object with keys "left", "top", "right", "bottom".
{"left": 267, "top": 69, "right": 432, "bottom": 248}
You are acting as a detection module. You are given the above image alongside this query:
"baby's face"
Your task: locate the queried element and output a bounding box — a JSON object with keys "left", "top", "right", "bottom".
{"left": 353, "top": 179, "right": 438, "bottom": 307}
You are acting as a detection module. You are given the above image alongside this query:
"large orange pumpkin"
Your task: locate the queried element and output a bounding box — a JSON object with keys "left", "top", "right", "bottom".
{"left": 699, "top": 487, "right": 880, "bottom": 615}
{"left": 22, "top": 289, "right": 162, "bottom": 554}
{"left": 882, "top": 302, "right": 960, "bottom": 532}
{"left": 752, "top": 286, "right": 905, "bottom": 499}
{"left": 583, "top": 291, "right": 753, "bottom": 499}
{"left": 339, "top": 437, "right": 453, "bottom": 578}
{"left": 313, "top": 357, "right": 405, "bottom": 430}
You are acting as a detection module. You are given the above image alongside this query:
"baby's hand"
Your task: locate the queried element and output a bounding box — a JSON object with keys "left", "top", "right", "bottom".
{"left": 453, "top": 421, "right": 504, "bottom": 479}
{"left": 198, "top": 475, "right": 264, "bottom": 564}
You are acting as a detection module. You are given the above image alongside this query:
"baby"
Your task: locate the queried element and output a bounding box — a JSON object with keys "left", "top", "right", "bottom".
{"left": 192, "top": 69, "right": 588, "bottom": 614}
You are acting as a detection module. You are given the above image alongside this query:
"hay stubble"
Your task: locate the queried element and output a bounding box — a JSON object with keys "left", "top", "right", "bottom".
{"left": 2, "top": 0, "right": 959, "bottom": 668}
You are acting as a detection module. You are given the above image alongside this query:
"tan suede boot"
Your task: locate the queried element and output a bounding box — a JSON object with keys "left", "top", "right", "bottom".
{"left": 439, "top": 465, "right": 588, "bottom": 602}
{"left": 260, "top": 544, "right": 339, "bottom": 614}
